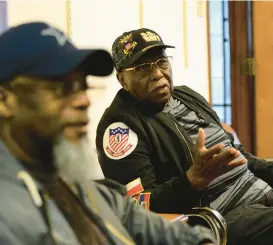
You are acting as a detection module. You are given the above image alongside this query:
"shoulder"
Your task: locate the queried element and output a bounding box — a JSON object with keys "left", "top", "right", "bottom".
{"left": 0, "top": 170, "right": 43, "bottom": 219}
{"left": 174, "top": 85, "right": 190, "bottom": 91}
{"left": 174, "top": 85, "right": 201, "bottom": 96}
{"left": 97, "top": 90, "right": 141, "bottom": 139}
{"left": 0, "top": 173, "right": 48, "bottom": 244}
{"left": 95, "top": 178, "right": 127, "bottom": 196}
{"left": 101, "top": 89, "right": 134, "bottom": 117}
{"left": 96, "top": 93, "right": 148, "bottom": 160}
{"left": 97, "top": 90, "right": 146, "bottom": 137}
{"left": 94, "top": 179, "right": 128, "bottom": 211}
{"left": 0, "top": 145, "right": 48, "bottom": 238}
{"left": 174, "top": 85, "right": 209, "bottom": 104}
{"left": 0, "top": 147, "right": 41, "bottom": 219}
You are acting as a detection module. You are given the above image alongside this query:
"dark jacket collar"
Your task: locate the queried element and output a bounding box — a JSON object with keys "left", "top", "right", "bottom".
{"left": 113, "top": 89, "right": 167, "bottom": 115}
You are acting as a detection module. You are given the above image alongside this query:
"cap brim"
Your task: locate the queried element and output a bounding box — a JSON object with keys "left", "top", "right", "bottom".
{"left": 31, "top": 49, "right": 113, "bottom": 77}
{"left": 123, "top": 44, "right": 175, "bottom": 70}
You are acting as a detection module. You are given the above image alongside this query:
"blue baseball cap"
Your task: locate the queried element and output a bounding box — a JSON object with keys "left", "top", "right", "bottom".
{"left": 0, "top": 22, "right": 113, "bottom": 83}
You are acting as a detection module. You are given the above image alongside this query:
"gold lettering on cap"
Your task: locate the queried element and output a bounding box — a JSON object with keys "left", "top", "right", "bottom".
{"left": 140, "top": 31, "right": 161, "bottom": 42}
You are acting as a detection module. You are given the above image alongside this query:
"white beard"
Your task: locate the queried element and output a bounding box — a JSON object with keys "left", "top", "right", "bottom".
{"left": 53, "top": 135, "right": 104, "bottom": 185}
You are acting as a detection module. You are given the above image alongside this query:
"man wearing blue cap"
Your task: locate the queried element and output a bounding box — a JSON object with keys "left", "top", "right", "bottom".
{"left": 0, "top": 22, "right": 216, "bottom": 245}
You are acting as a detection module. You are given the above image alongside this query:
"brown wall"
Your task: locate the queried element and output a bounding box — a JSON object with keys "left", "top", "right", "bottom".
{"left": 253, "top": 1, "right": 273, "bottom": 158}
{"left": 229, "top": 1, "right": 253, "bottom": 153}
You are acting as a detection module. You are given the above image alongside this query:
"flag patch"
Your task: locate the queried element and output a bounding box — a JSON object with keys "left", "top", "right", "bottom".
{"left": 103, "top": 122, "right": 138, "bottom": 160}
{"left": 126, "top": 178, "right": 144, "bottom": 197}
{"left": 139, "top": 193, "right": 151, "bottom": 210}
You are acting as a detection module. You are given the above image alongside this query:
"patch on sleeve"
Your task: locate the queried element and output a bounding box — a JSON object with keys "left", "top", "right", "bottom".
{"left": 131, "top": 193, "right": 151, "bottom": 210}
{"left": 139, "top": 193, "right": 151, "bottom": 210}
{"left": 103, "top": 122, "right": 138, "bottom": 160}
{"left": 126, "top": 178, "right": 144, "bottom": 197}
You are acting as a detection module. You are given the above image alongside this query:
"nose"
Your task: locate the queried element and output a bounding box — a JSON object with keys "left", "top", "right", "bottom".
{"left": 150, "top": 64, "right": 164, "bottom": 81}
{"left": 70, "top": 90, "right": 91, "bottom": 110}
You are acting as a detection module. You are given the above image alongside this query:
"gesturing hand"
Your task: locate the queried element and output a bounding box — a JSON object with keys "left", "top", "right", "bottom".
{"left": 186, "top": 128, "right": 247, "bottom": 190}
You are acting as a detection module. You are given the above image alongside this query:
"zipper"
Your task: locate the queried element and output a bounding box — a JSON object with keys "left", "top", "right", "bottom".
{"left": 40, "top": 190, "right": 57, "bottom": 245}
{"left": 167, "top": 113, "right": 194, "bottom": 164}
{"left": 167, "top": 113, "right": 203, "bottom": 206}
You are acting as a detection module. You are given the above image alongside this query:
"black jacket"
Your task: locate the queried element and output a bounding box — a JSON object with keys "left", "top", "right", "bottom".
{"left": 96, "top": 86, "right": 273, "bottom": 214}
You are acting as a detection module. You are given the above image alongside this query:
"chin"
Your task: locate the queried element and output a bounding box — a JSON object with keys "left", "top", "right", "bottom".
{"left": 156, "top": 93, "right": 171, "bottom": 105}
{"left": 150, "top": 97, "right": 169, "bottom": 112}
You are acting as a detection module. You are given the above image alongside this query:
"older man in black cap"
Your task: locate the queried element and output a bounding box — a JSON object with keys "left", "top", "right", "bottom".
{"left": 0, "top": 22, "right": 215, "bottom": 245}
{"left": 96, "top": 28, "right": 273, "bottom": 245}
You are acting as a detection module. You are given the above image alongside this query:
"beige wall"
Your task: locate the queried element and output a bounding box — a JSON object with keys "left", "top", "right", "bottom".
{"left": 253, "top": 1, "right": 273, "bottom": 158}
{"left": 7, "top": 0, "right": 67, "bottom": 32}
{"left": 6, "top": 0, "right": 210, "bottom": 147}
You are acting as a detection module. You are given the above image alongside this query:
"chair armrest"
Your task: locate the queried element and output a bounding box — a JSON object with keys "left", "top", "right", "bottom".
{"left": 158, "top": 213, "right": 188, "bottom": 222}
{"left": 158, "top": 207, "right": 227, "bottom": 245}
{"left": 189, "top": 207, "right": 227, "bottom": 245}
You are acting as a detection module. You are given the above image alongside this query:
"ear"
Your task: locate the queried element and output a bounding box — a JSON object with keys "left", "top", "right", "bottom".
{"left": 0, "top": 87, "right": 15, "bottom": 119}
{"left": 116, "top": 72, "right": 125, "bottom": 87}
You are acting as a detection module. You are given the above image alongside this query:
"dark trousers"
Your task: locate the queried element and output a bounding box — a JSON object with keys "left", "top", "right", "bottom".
{"left": 225, "top": 189, "right": 273, "bottom": 245}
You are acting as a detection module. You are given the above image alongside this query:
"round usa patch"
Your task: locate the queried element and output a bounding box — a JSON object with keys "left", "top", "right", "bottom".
{"left": 103, "top": 122, "right": 138, "bottom": 160}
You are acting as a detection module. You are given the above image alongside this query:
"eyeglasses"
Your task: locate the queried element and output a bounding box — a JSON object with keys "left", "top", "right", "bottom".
{"left": 122, "top": 56, "right": 172, "bottom": 73}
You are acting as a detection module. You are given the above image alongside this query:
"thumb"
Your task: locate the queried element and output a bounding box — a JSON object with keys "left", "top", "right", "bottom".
{"left": 196, "top": 128, "right": 206, "bottom": 151}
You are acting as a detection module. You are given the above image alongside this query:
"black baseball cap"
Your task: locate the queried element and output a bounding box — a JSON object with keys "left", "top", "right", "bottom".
{"left": 0, "top": 22, "right": 113, "bottom": 83}
{"left": 112, "top": 28, "right": 175, "bottom": 72}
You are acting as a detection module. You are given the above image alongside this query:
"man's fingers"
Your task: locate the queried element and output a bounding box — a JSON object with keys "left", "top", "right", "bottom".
{"left": 196, "top": 128, "right": 206, "bottom": 150}
{"left": 207, "top": 151, "right": 246, "bottom": 176}
{"left": 200, "top": 143, "right": 225, "bottom": 159}
{"left": 219, "top": 158, "right": 247, "bottom": 175}
{"left": 227, "top": 157, "right": 248, "bottom": 167}
{"left": 208, "top": 149, "right": 242, "bottom": 168}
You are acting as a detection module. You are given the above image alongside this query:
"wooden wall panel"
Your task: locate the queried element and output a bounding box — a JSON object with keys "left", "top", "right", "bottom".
{"left": 253, "top": 1, "right": 273, "bottom": 158}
